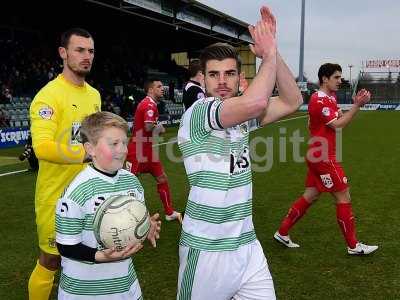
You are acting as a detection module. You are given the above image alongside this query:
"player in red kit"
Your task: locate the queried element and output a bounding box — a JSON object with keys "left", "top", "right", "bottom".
{"left": 127, "top": 78, "right": 181, "bottom": 222}
{"left": 274, "top": 63, "right": 378, "bottom": 255}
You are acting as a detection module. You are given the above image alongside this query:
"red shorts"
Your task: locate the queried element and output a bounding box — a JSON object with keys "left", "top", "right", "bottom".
{"left": 305, "top": 159, "right": 349, "bottom": 192}
{"left": 129, "top": 157, "right": 164, "bottom": 178}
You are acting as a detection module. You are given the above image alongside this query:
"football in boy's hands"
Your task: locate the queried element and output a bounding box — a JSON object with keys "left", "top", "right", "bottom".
{"left": 93, "top": 195, "right": 151, "bottom": 251}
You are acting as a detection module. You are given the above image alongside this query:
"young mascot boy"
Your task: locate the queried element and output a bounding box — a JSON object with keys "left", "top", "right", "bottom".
{"left": 55, "top": 111, "right": 161, "bottom": 299}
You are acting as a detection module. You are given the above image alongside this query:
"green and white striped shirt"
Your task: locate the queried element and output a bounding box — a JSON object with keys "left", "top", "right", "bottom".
{"left": 56, "top": 165, "right": 144, "bottom": 297}
{"left": 178, "top": 97, "right": 260, "bottom": 252}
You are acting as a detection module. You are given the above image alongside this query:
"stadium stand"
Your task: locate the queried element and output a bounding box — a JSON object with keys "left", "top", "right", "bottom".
{"left": 0, "top": 0, "right": 253, "bottom": 133}
{"left": 356, "top": 71, "right": 400, "bottom": 103}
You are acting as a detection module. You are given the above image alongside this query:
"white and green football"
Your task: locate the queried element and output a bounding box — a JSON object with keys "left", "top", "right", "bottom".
{"left": 93, "top": 195, "right": 150, "bottom": 251}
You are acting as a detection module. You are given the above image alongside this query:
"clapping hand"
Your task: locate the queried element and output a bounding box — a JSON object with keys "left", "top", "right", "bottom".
{"left": 353, "top": 89, "right": 371, "bottom": 107}
{"left": 153, "top": 123, "right": 166, "bottom": 135}
{"left": 248, "top": 6, "right": 277, "bottom": 59}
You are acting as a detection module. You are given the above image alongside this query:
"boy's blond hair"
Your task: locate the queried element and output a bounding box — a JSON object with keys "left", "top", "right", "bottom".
{"left": 80, "top": 111, "right": 128, "bottom": 145}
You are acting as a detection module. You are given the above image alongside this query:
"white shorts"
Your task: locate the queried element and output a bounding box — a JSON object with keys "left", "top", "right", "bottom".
{"left": 177, "top": 240, "right": 276, "bottom": 300}
{"left": 57, "top": 279, "right": 142, "bottom": 300}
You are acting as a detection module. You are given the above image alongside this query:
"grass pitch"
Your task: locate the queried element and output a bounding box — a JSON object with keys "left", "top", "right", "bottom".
{"left": 0, "top": 111, "right": 399, "bottom": 299}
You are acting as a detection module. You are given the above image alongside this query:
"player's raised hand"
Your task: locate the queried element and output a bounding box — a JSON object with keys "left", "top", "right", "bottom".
{"left": 147, "top": 213, "right": 161, "bottom": 247}
{"left": 353, "top": 89, "right": 371, "bottom": 107}
{"left": 248, "top": 6, "right": 277, "bottom": 59}
{"left": 260, "top": 6, "right": 276, "bottom": 38}
{"left": 95, "top": 242, "right": 143, "bottom": 262}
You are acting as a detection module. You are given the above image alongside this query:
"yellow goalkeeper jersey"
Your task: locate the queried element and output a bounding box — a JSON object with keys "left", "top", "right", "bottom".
{"left": 30, "top": 74, "right": 101, "bottom": 206}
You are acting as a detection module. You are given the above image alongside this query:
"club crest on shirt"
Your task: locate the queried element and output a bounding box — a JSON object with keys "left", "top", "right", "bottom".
{"left": 38, "top": 106, "right": 54, "bottom": 120}
{"left": 320, "top": 173, "right": 334, "bottom": 188}
{"left": 147, "top": 110, "right": 154, "bottom": 117}
{"left": 322, "top": 107, "right": 331, "bottom": 117}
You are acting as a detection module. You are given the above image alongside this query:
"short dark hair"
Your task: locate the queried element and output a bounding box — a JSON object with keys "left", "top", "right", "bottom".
{"left": 60, "top": 28, "right": 93, "bottom": 48}
{"left": 144, "top": 78, "right": 161, "bottom": 94}
{"left": 188, "top": 59, "right": 202, "bottom": 78}
{"left": 200, "top": 42, "right": 241, "bottom": 73}
{"left": 318, "top": 63, "right": 342, "bottom": 85}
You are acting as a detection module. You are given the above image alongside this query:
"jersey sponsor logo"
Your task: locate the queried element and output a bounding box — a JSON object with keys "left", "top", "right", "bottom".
{"left": 94, "top": 104, "right": 100, "bottom": 112}
{"left": 38, "top": 106, "right": 53, "bottom": 120}
{"left": 320, "top": 173, "right": 334, "bottom": 188}
{"left": 230, "top": 146, "right": 250, "bottom": 174}
{"left": 322, "top": 107, "right": 331, "bottom": 117}
{"left": 147, "top": 110, "right": 154, "bottom": 117}
{"left": 70, "top": 122, "right": 81, "bottom": 145}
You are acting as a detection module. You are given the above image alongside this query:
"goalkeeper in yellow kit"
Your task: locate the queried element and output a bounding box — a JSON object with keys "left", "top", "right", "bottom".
{"left": 28, "top": 28, "right": 101, "bottom": 300}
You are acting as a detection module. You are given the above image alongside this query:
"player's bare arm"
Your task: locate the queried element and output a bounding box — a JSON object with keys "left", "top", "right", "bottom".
{"left": 219, "top": 6, "right": 277, "bottom": 128}
{"left": 328, "top": 89, "right": 371, "bottom": 129}
{"left": 257, "top": 6, "right": 303, "bottom": 126}
{"left": 259, "top": 52, "right": 303, "bottom": 126}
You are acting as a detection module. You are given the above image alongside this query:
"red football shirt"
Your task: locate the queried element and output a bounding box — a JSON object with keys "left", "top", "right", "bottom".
{"left": 307, "top": 90, "right": 339, "bottom": 161}
{"left": 128, "top": 96, "right": 159, "bottom": 159}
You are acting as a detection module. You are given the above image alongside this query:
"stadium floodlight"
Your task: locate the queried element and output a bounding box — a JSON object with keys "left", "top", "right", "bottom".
{"left": 348, "top": 64, "right": 354, "bottom": 86}
{"left": 298, "top": 0, "right": 306, "bottom": 83}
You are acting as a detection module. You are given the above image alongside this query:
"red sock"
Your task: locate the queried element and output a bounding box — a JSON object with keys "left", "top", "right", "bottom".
{"left": 157, "top": 182, "right": 174, "bottom": 215}
{"left": 336, "top": 203, "right": 358, "bottom": 248}
{"left": 278, "top": 196, "right": 311, "bottom": 236}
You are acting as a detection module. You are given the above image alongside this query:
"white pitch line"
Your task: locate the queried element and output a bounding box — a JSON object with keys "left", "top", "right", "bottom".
{"left": 274, "top": 114, "right": 308, "bottom": 123}
{"left": 152, "top": 114, "right": 308, "bottom": 147}
{"left": 0, "top": 169, "right": 29, "bottom": 177}
{"left": 152, "top": 138, "right": 177, "bottom": 147}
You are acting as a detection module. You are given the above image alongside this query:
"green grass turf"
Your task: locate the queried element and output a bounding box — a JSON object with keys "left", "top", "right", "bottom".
{"left": 0, "top": 111, "right": 399, "bottom": 299}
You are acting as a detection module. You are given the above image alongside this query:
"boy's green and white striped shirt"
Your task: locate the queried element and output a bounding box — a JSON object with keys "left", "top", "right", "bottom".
{"left": 56, "top": 165, "right": 144, "bottom": 297}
